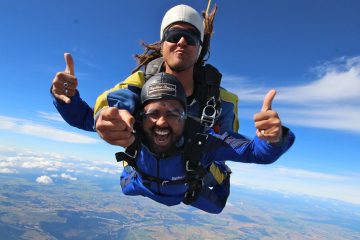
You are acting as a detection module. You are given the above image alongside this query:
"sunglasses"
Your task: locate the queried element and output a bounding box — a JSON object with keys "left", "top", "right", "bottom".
{"left": 162, "top": 28, "right": 202, "bottom": 46}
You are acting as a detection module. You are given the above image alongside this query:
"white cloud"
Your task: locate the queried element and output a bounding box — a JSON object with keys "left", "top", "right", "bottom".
{"left": 228, "top": 163, "right": 360, "bottom": 205}
{"left": 0, "top": 115, "right": 100, "bottom": 143}
{"left": 36, "top": 175, "right": 53, "bottom": 184}
{"left": 276, "top": 166, "right": 347, "bottom": 181}
{"left": 0, "top": 145, "right": 118, "bottom": 179}
{"left": 1, "top": 145, "right": 359, "bottom": 205}
{"left": 46, "top": 167, "right": 59, "bottom": 172}
{"left": 224, "top": 56, "right": 360, "bottom": 133}
{"left": 37, "top": 111, "right": 65, "bottom": 122}
{"left": 86, "top": 166, "right": 119, "bottom": 175}
{"left": 60, "top": 173, "right": 77, "bottom": 181}
{"left": 0, "top": 168, "right": 17, "bottom": 174}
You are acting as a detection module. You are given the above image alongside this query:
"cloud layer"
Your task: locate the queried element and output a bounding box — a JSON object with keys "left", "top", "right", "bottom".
{"left": 0, "top": 115, "right": 100, "bottom": 143}
{"left": 1, "top": 145, "right": 359, "bottom": 205}
{"left": 224, "top": 56, "right": 360, "bottom": 133}
{"left": 228, "top": 162, "right": 360, "bottom": 205}
{"left": 0, "top": 145, "right": 120, "bottom": 184}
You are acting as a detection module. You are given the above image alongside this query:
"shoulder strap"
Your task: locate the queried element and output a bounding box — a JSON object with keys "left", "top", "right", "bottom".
{"left": 194, "top": 64, "right": 222, "bottom": 130}
{"left": 144, "top": 57, "right": 164, "bottom": 80}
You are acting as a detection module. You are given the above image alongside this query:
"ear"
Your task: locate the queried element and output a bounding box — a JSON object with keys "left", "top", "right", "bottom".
{"left": 160, "top": 42, "right": 164, "bottom": 55}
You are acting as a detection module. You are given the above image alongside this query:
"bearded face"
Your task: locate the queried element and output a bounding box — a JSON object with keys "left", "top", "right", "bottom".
{"left": 142, "top": 100, "right": 185, "bottom": 155}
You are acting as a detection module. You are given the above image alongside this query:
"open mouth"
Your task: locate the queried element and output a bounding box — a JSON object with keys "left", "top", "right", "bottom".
{"left": 153, "top": 128, "right": 171, "bottom": 146}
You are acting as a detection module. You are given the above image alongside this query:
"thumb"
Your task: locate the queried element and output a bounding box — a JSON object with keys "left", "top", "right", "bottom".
{"left": 261, "top": 89, "right": 277, "bottom": 112}
{"left": 64, "top": 52, "right": 75, "bottom": 75}
{"left": 106, "top": 107, "right": 123, "bottom": 119}
{"left": 119, "top": 110, "right": 135, "bottom": 131}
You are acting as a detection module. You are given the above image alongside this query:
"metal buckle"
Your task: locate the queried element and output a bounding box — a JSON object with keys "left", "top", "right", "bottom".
{"left": 161, "top": 180, "right": 169, "bottom": 186}
{"left": 200, "top": 97, "right": 218, "bottom": 127}
{"left": 185, "top": 189, "right": 196, "bottom": 198}
{"left": 185, "top": 161, "right": 196, "bottom": 172}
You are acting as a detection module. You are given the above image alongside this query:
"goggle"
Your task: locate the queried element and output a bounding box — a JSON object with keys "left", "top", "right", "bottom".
{"left": 162, "top": 28, "right": 202, "bottom": 46}
{"left": 141, "top": 109, "right": 186, "bottom": 123}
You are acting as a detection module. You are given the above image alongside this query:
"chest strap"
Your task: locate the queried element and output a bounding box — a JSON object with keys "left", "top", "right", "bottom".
{"left": 115, "top": 130, "right": 193, "bottom": 187}
{"left": 115, "top": 117, "right": 209, "bottom": 205}
{"left": 115, "top": 142, "right": 189, "bottom": 187}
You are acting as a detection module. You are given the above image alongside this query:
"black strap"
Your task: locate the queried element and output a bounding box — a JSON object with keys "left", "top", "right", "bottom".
{"left": 182, "top": 117, "right": 209, "bottom": 205}
{"left": 193, "top": 64, "right": 222, "bottom": 132}
{"left": 144, "top": 57, "right": 164, "bottom": 80}
{"left": 115, "top": 117, "right": 209, "bottom": 205}
{"left": 115, "top": 132, "right": 189, "bottom": 187}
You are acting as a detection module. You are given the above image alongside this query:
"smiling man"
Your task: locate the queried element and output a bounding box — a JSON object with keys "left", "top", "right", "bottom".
{"left": 116, "top": 72, "right": 295, "bottom": 214}
{"left": 140, "top": 79, "right": 187, "bottom": 154}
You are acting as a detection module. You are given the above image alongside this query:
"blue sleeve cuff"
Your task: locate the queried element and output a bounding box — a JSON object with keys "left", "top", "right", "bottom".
{"left": 51, "top": 90, "right": 95, "bottom": 131}
{"left": 107, "top": 88, "right": 141, "bottom": 114}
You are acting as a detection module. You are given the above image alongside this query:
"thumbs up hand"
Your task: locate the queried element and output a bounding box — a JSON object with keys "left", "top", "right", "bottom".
{"left": 253, "top": 90, "right": 283, "bottom": 143}
{"left": 51, "top": 53, "right": 78, "bottom": 104}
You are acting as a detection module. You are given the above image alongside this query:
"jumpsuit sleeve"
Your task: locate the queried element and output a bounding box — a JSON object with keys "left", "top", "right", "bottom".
{"left": 93, "top": 71, "right": 145, "bottom": 123}
{"left": 204, "top": 127, "right": 295, "bottom": 165}
{"left": 52, "top": 90, "right": 95, "bottom": 132}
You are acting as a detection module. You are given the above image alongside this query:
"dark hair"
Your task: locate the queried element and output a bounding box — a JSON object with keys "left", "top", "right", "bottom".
{"left": 131, "top": 4, "right": 218, "bottom": 73}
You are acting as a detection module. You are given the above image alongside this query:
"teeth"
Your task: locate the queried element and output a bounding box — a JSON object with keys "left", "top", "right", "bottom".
{"left": 155, "top": 129, "right": 169, "bottom": 136}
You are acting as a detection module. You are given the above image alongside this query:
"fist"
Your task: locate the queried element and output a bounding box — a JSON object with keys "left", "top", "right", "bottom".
{"left": 96, "top": 107, "right": 136, "bottom": 147}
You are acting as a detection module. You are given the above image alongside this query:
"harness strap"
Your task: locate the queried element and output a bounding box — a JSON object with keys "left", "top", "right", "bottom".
{"left": 194, "top": 64, "right": 222, "bottom": 132}
{"left": 115, "top": 132, "right": 189, "bottom": 187}
{"left": 182, "top": 118, "right": 209, "bottom": 205}
{"left": 144, "top": 57, "right": 164, "bottom": 80}
{"left": 116, "top": 150, "right": 189, "bottom": 186}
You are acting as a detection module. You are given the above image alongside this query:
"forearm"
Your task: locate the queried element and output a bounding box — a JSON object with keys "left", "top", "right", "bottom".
{"left": 207, "top": 126, "right": 295, "bottom": 164}
{"left": 52, "top": 90, "right": 95, "bottom": 131}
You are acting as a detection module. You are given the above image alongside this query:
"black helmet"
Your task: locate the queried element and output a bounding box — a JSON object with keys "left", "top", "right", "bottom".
{"left": 141, "top": 72, "right": 187, "bottom": 112}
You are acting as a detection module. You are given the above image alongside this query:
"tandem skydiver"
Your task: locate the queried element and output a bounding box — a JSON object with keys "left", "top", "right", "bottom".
{"left": 114, "top": 72, "right": 295, "bottom": 214}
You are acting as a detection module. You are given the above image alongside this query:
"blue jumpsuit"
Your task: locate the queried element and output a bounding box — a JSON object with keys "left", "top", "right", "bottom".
{"left": 52, "top": 71, "right": 295, "bottom": 213}
{"left": 120, "top": 127, "right": 295, "bottom": 214}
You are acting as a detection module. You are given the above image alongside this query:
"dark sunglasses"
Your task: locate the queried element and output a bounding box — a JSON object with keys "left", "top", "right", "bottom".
{"left": 162, "top": 28, "right": 202, "bottom": 46}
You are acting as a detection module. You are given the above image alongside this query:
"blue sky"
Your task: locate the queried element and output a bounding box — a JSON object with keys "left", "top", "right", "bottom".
{"left": 0, "top": 0, "right": 359, "bottom": 205}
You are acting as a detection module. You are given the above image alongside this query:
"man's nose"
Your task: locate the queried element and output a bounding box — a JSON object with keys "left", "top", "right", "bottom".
{"left": 155, "top": 115, "right": 169, "bottom": 126}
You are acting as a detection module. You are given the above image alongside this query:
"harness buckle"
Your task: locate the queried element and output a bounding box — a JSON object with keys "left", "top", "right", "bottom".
{"left": 183, "top": 180, "right": 203, "bottom": 205}
{"left": 185, "top": 160, "right": 198, "bottom": 172}
{"left": 161, "top": 180, "right": 169, "bottom": 186}
{"left": 200, "top": 97, "right": 219, "bottom": 127}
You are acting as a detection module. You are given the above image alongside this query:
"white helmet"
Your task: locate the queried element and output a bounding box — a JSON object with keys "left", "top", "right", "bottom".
{"left": 160, "top": 4, "right": 204, "bottom": 42}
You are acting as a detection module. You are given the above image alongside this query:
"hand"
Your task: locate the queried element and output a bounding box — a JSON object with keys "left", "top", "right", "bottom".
{"left": 96, "top": 107, "right": 136, "bottom": 147}
{"left": 51, "top": 53, "right": 78, "bottom": 104}
{"left": 253, "top": 89, "right": 283, "bottom": 143}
